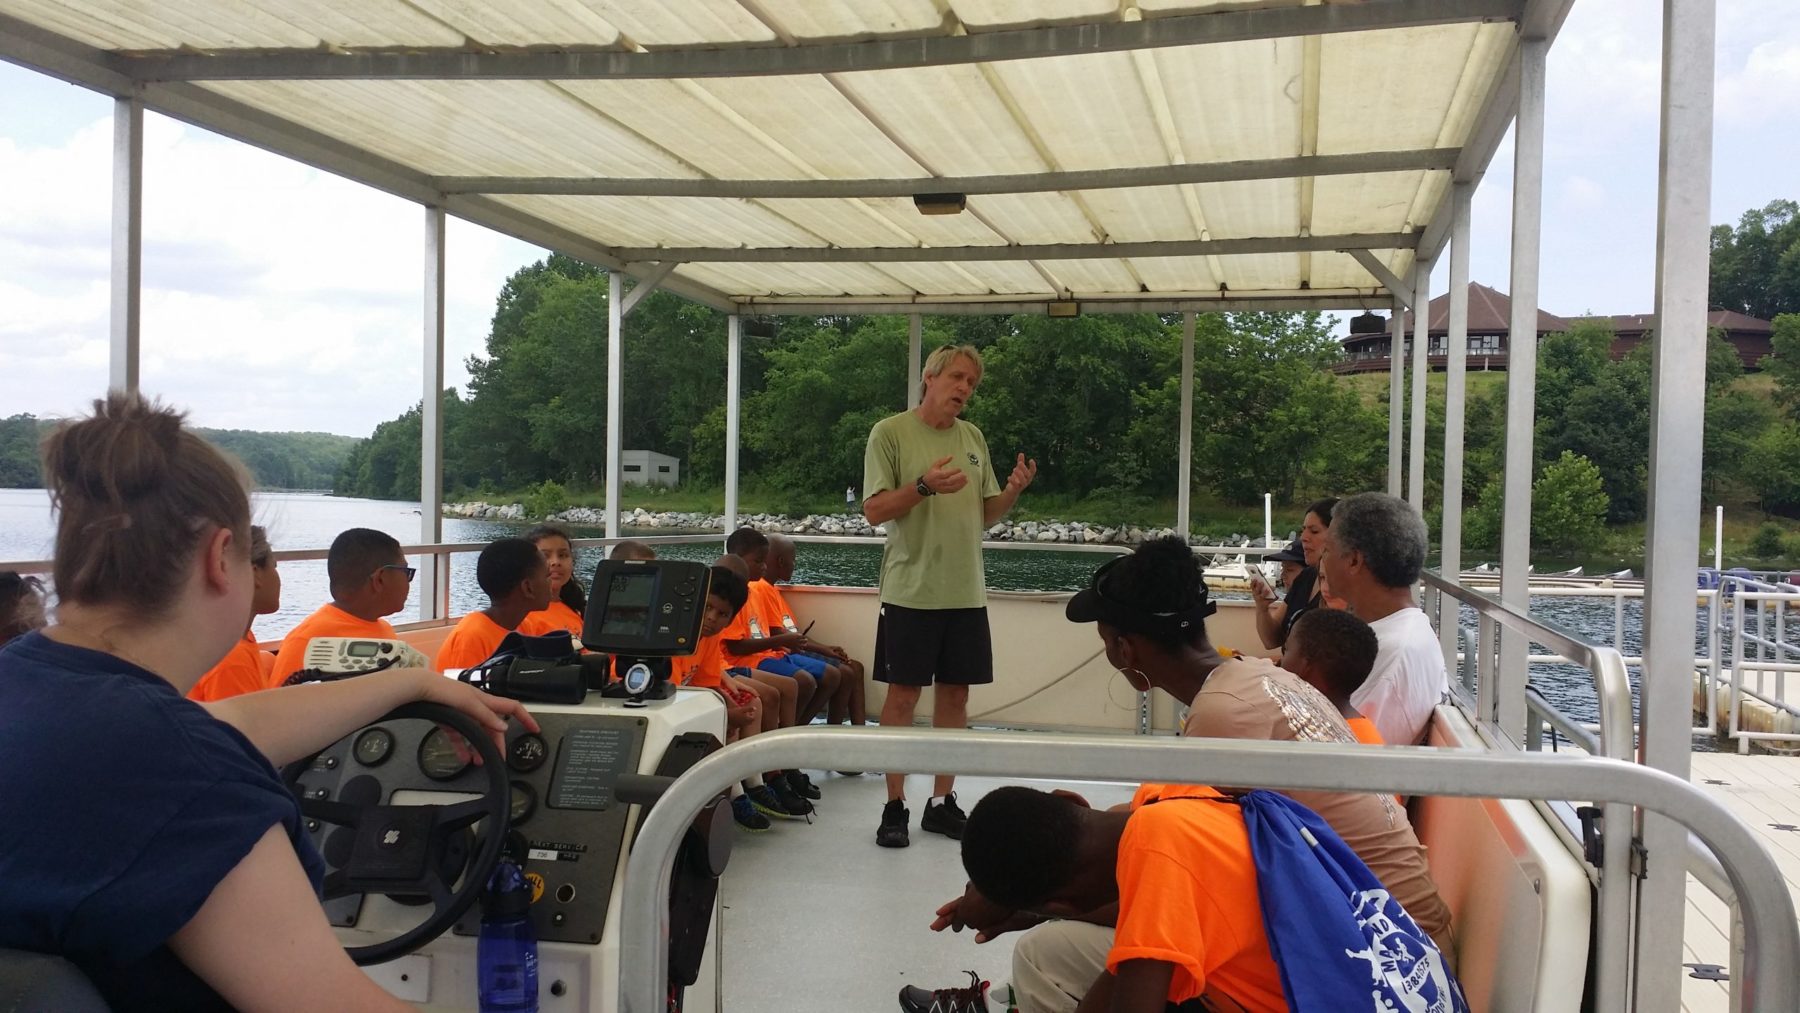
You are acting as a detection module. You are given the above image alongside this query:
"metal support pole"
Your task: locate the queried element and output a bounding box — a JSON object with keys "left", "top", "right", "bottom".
{"left": 1637, "top": 0, "right": 1716, "bottom": 1002}
{"left": 110, "top": 94, "right": 143, "bottom": 394}
{"left": 725, "top": 314, "right": 742, "bottom": 538}
{"left": 1387, "top": 298, "right": 1406, "bottom": 497}
{"left": 1440, "top": 184, "right": 1472, "bottom": 670}
{"left": 1177, "top": 311, "right": 1195, "bottom": 540}
{"left": 606, "top": 271, "right": 623, "bottom": 540}
{"left": 1408, "top": 260, "right": 1430, "bottom": 511}
{"left": 1497, "top": 37, "right": 1547, "bottom": 744}
{"left": 418, "top": 207, "right": 447, "bottom": 623}
{"left": 906, "top": 314, "right": 923, "bottom": 410}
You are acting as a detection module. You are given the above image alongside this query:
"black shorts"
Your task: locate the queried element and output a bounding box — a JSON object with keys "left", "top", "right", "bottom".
{"left": 873, "top": 604, "right": 993, "bottom": 687}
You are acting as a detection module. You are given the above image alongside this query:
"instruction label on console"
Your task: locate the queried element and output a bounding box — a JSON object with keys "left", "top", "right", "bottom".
{"left": 548, "top": 726, "right": 632, "bottom": 810}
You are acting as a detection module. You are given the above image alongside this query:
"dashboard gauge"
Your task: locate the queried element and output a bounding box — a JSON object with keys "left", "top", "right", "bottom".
{"left": 353, "top": 727, "right": 394, "bottom": 768}
{"left": 509, "top": 781, "right": 538, "bottom": 825}
{"left": 418, "top": 727, "right": 472, "bottom": 781}
{"left": 508, "top": 733, "right": 548, "bottom": 773}
{"left": 622, "top": 662, "right": 654, "bottom": 696}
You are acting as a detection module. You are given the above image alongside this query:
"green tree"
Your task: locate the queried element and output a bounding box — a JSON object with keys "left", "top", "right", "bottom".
{"left": 966, "top": 314, "right": 1175, "bottom": 495}
{"left": 1710, "top": 199, "right": 1800, "bottom": 320}
{"left": 1531, "top": 451, "right": 1610, "bottom": 552}
{"left": 1759, "top": 314, "right": 1800, "bottom": 418}
{"left": 1750, "top": 420, "right": 1800, "bottom": 517}
{"left": 0, "top": 414, "right": 45, "bottom": 488}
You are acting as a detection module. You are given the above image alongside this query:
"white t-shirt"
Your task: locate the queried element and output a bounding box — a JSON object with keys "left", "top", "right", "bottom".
{"left": 1351, "top": 606, "right": 1448, "bottom": 746}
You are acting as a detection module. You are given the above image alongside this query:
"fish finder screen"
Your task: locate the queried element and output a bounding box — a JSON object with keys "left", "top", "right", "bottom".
{"left": 599, "top": 571, "right": 657, "bottom": 638}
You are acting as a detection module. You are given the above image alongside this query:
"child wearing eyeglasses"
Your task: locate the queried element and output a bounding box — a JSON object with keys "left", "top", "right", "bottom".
{"left": 265, "top": 528, "right": 414, "bottom": 687}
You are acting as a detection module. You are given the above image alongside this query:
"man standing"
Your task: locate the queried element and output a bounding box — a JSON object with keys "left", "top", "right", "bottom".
{"left": 863, "top": 344, "right": 1035, "bottom": 848}
{"left": 1318, "top": 492, "right": 1448, "bottom": 745}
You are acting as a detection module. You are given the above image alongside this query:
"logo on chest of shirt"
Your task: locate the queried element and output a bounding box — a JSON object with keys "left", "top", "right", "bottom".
{"left": 749, "top": 616, "right": 765, "bottom": 639}
{"left": 967, "top": 452, "right": 980, "bottom": 467}
{"left": 781, "top": 612, "right": 798, "bottom": 633}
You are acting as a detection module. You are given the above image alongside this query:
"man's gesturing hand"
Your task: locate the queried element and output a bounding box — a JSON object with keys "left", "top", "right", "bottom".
{"left": 1005, "top": 453, "right": 1038, "bottom": 496}
{"left": 924, "top": 455, "right": 969, "bottom": 494}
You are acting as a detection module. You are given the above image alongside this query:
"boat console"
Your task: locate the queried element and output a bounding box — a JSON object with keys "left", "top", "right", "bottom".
{"left": 288, "top": 559, "right": 730, "bottom": 1011}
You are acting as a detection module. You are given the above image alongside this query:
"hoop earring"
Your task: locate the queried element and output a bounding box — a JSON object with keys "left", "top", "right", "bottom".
{"left": 1117, "top": 667, "right": 1151, "bottom": 693}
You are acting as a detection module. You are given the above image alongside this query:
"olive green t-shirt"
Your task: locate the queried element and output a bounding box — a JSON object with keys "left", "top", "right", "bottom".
{"left": 863, "top": 411, "right": 1002, "bottom": 610}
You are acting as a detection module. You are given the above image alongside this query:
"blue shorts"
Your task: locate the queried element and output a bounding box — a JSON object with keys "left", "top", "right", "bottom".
{"left": 756, "top": 653, "right": 831, "bottom": 679}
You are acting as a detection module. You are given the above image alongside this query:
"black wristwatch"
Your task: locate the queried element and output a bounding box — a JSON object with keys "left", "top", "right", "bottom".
{"left": 915, "top": 476, "right": 936, "bottom": 497}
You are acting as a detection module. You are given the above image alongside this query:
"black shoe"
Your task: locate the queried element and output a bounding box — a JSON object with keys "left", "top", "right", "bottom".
{"left": 921, "top": 792, "right": 968, "bottom": 840}
{"left": 898, "top": 971, "right": 989, "bottom": 1013}
{"left": 785, "top": 769, "right": 822, "bottom": 801}
{"left": 769, "top": 778, "right": 815, "bottom": 818}
{"left": 746, "top": 785, "right": 802, "bottom": 821}
{"left": 876, "top": 798, "right": 910, "bottom": 848}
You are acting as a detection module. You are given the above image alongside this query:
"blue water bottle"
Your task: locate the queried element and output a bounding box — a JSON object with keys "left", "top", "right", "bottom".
{"left": 477, "top": 859, "right": 538, "bottom": 1012}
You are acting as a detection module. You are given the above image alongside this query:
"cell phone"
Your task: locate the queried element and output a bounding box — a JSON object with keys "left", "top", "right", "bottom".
{"left": 1249, "top": 571, "right": 1273, "bottom": 596}
{"left": 801, "top": 620, "right": 815, "bottom": 636}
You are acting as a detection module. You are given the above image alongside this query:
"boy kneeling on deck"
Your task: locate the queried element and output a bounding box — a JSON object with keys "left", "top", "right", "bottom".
{"left": 953, "top": 785, "right": 1464, "bottom": 1013}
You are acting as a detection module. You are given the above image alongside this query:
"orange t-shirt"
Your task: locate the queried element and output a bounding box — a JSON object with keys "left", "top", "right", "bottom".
{"left": 435, "top": 611, "right": 515, "bottom": 671}
{"left": 760, "top": 580, "right": 803, "bottom": 634}
{"left": 672, "top": 632, "right": 727, "bottom": 689}
{"left": 1346, "top": 715, "right": 1385, "bottom": 746}
{"left": 521, "top": 600, "right": 584, "bottom": 637}
{"left": 1110, "top": 783, "right": 1287, "bottom": 1012}
{"left": 189, "top": 633, "right": 270, "bottom": 702}
{"left": 267, "top": 604, "right": 399, "bottom": 687}
{"left": 722, "top": 588, "right": 782, "bottom": 668}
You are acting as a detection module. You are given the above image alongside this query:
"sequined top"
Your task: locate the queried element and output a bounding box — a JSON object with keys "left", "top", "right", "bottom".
{"left": 1182, "top": 657, "right": 1455, "bottom": 959}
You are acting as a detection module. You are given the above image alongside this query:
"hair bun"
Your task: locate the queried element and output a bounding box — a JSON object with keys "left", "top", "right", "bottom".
{"left": 45, "top": 392, "right": 186, "bottom": 507}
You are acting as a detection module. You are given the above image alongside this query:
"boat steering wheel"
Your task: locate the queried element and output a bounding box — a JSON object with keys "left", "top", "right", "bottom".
{"left": 283, "top": 702, "right": 510, "bottom": 966}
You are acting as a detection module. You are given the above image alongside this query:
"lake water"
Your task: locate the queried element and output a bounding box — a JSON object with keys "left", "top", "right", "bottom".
{"left": 0, "top": 488, "right": 1718, "bottom": 733}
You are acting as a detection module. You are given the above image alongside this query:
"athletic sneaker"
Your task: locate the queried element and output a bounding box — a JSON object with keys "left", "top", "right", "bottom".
{"left": 897, "top": 971, "right": 989, "bottom": 1013}
{"left": 876, "top": 798, "right": 910, "bottom": 848}
{"left": 921, "top": 792, "right": 968, "bottom": 840}
{"left": 785, "top": 769, "right": 822, "bottom": 801}
{"left": 731, "top": 795, "right": 770, "bottom": 832}
{"left": 769, "top": 778, "right": 815, "bottom": 817}
{"left": 747, "top": 784, "right": 804, "bottom": 821}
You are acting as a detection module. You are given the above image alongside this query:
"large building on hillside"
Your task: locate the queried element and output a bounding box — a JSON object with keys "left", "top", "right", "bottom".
{"left": 1335, "top": 282, "right": 1775, "bottom": 374}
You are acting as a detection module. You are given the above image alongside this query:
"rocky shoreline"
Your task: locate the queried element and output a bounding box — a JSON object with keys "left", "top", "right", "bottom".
{"left": 443, "top": 501, "right": 1232, "bottom": 547}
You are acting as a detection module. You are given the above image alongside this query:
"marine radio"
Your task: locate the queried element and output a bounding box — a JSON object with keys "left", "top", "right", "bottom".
{"left": 584, "top": 559, "right": 712, "bottom": 704}
{"left": 301, "top": 637, "right": 431, "bottom": 675}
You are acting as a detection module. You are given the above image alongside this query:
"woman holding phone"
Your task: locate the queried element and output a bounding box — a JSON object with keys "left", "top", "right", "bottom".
{"left": 1250, "top": 496, "right": 1336, "bottom": 650}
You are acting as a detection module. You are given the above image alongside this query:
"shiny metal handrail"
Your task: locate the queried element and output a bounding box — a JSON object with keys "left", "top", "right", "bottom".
{"left": 617, "top": 728, "right": 1800, "bottom": 1013}
{"left": 1421, "top": 570, "right": 1634, "bottom": 763}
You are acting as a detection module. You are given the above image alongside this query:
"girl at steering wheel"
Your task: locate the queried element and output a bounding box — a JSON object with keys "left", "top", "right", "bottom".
{"left": 0, "top": 392, "right": 537, "bottom": 1012}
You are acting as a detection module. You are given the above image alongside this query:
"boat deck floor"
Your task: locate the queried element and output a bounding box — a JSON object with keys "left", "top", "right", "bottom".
{"left": 718, "top": 754, "right": 1800, "bottom": 1013}
{"left": 1681, "top": 751, "right": 1800, "bottom": 1012}
{"left": 718, "top": 772, "right": 1134, "bottom": 1013}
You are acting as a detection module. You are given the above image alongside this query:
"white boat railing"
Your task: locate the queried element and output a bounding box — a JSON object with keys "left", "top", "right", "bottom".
{"left": 618, "top": 728, "right": 1800, "bottom": 1013}
{"left": 1716, "top": 575, "right": 1800, "bottom": 752}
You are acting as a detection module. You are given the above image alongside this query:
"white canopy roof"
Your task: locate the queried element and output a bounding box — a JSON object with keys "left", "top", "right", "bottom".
{"left": 0, "top": 0, "right": 1562, "bottom": 314}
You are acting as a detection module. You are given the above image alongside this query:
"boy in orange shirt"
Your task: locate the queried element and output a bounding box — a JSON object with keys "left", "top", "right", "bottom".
{"left": 765, "top": 534, "right": 866, "bottom": 730}
{"left": 1281, "top": 609, "right": 1386, "bottom": 746}
{"left": 948, "top": 785, "right": 1287, "bottom": 1013}
{"left": 676, "top": 564, "right": 804, "bottom": 828}
{"left": 190, "top": 526, "right": 281, "bottom": 701}
{"left": 267, "top": 528, "right": 412, "bottom": 687}
{"left": 436, "top": 538, "right": 555, "bottom": 671}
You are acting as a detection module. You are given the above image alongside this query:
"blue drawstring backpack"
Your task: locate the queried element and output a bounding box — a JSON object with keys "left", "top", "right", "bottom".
{"left": 1230, "top": 790, "right": 1468, "bottom": 1012}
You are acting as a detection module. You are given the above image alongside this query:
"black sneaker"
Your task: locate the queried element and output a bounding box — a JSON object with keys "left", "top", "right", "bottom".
{"left": 785, "top": 769, "right": 822, "bottom": 801}
{"left": 897, "top": 971, "right": 989, "bottom": 1013}
{"left": 747, "top": 785, "right": 803, "bottom": 821}
{"left": 769, "top": 778, "right": 815, "bottom": 818}
{"left": 730, "top": 795, "right": 770, "bottom": 832}
{"left": 921, "top": 792, "right": 968, "bottom": 840}
{"left": 876, "top": 798, "right": 910, "bottom": 848}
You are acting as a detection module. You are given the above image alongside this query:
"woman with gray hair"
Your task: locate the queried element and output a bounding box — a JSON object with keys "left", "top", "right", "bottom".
{"left": 1318, "top": 492, "right": 1448, "bottom": 746}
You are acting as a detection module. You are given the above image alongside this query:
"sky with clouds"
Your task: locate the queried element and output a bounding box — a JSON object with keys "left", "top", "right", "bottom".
{"left": 2, "top": 0, "right": 1797, "bottom": 437}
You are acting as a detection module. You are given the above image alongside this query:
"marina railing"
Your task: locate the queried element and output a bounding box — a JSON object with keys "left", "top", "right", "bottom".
{"left": 618, "top": 728, "right": 1800, "bottom": 1013}
{"left": 1716, "top": 575, "right": 1800, "bottom": 753}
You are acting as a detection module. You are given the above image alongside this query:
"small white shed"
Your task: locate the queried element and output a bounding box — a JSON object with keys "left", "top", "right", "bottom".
{"left": 620, "top": 450, "right": 680, "bottom": 487}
